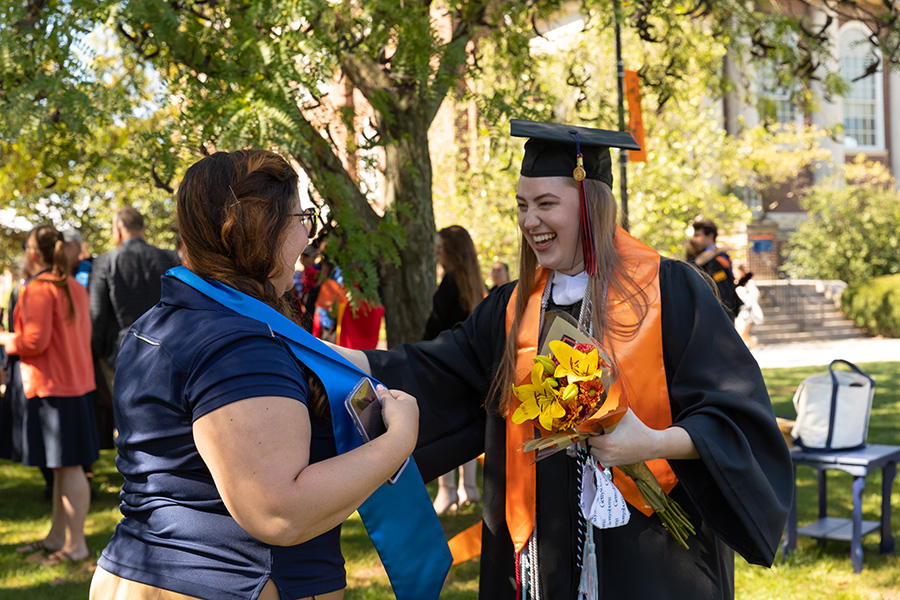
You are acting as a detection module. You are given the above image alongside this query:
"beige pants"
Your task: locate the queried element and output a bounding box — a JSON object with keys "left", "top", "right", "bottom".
{"left": 90, "top": 566, "right": 342, "bottom": 600}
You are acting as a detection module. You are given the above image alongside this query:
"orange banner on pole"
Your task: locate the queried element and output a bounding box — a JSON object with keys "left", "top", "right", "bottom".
{"left": 624, "top": 69, "right": 647, "bottom": 162}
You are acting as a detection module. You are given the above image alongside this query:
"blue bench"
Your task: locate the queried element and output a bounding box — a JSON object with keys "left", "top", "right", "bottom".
{"left": 782, "top": 444, "right": 899, "bottom": 573}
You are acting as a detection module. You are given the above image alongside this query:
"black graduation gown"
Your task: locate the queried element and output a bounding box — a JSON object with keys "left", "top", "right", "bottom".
{"left": 364, "top": 258, "right": 793, "bottom": 600}
{"left": 423, "top": 271, "right": 469, "bottom": 341}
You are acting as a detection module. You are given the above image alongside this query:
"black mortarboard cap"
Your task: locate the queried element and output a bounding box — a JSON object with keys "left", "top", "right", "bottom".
{"left": 510, "top": 119, "right": 641, "bottom": 188}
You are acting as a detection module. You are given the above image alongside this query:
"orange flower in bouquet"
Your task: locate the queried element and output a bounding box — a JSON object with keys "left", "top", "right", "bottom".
{"left": 510, "top": 321, "right": 694, "bottom": 548}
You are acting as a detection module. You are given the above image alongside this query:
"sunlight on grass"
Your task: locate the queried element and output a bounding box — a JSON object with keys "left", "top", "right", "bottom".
{"left": 1, "top": 362, "right": 898, "bottom": 599}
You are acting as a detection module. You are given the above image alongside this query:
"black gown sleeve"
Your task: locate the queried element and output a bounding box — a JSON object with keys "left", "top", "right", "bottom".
{"left": 365, "top": 282, "right": 516, "bottom": 482}
{"left": 659, "top": 258, "right": 793, "bottom": 566}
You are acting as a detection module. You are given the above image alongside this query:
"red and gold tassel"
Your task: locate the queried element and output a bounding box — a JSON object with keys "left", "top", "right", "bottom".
{"left": 570, "top": 133, "right": 597, "bottom": 276}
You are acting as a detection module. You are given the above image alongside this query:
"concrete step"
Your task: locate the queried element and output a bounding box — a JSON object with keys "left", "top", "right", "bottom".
{"left": 750, "top": 279, "right": 863, "bottom": 346}
{"left": 754, "top": 329, "right": 867, "bottom": 345}
{"left": 754, "top": 322, "right": 865, "bottom": 336}
{"left": 752, "top": 322, "right": 866, "bottom": 343}
{"left": 763, "top": 309, "right": 846, "bottom": 322}
{"left": 753, "top": 320, "right": 861, "bottom": 332}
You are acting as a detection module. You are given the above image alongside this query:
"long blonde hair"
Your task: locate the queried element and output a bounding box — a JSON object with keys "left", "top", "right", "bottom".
{"left": 490, "top": 178, "right": 650, "bottom": 416}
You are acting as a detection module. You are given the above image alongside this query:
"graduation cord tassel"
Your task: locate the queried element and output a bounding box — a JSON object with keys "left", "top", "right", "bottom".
{"left": 578, "top": 180, "right": 597, "bottom": 277}
{"left": 574, "top": 449, "right": 587, "bottom": 571}
{"left": 569, "top": 131, "right": 597, "bottom": 276}
{"left": 576, "top": 447, "right": 598, "bottom": 600}
{"left": 577, "top": 524, "right": 598, "bottom": 600}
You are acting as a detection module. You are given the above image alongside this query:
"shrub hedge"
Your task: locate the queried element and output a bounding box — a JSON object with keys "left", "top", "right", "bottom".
{"left": 840, "top": 274, "right": 900, "bottom": 337}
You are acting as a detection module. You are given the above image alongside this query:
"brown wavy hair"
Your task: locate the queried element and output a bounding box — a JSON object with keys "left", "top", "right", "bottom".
{"left": 28, "top": 225, "right": 76, "bottom": 321}
{"left": 437, "top": 225, "right": 487, "bottom": 315}
{"left": 176, "top": 150, "right": 329, "bottom": 421}
{"left": 490, "top": 178, "right": 650, "bottom": 416}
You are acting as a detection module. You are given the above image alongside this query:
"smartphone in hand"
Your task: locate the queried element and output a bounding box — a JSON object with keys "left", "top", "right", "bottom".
{"left": 344, "top": 377, "right": 409, "bottom": 485}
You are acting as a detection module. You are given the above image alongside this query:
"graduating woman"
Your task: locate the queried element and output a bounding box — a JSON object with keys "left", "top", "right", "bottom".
{"left": 334, "top": 120, "right": 793, "bottom": 599}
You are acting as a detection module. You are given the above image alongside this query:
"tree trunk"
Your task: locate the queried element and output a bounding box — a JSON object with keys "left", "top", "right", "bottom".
{"left": 380, "top": 106, "right": 437, "bottom": 347}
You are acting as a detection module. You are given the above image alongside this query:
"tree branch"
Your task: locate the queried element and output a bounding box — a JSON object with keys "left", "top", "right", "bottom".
{"left": 342, "top": 54, "right": 399, "bottom": 108}
{"left": 424, "top": 1, "right": 490, "bottom": 123}
{"left": 289, "top": 111, "right": 381, "bottom": 230}
{"left": 150, "top": 161, "right": 174, "bottom": 193}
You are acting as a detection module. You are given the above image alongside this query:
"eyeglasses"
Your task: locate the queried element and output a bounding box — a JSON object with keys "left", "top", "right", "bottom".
{"left": 291, "top": 208, "right": 319, "bottom": 237}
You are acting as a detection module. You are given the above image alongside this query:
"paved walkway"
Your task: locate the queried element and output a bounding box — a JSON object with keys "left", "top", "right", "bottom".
{"left": 751, "top": 337, "right": 900, "bottom": 369}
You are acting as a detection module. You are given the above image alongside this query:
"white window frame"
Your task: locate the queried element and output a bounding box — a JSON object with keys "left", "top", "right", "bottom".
{"left": 757, "top": 62, "right": 804, "bottom": 129}
{"left": 840, "top": 22, "right": 885, "bottom": 152}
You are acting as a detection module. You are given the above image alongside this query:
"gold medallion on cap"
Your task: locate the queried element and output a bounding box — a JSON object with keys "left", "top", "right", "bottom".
{"left": 573, "top": 166, "right": 586, "bottom": 181}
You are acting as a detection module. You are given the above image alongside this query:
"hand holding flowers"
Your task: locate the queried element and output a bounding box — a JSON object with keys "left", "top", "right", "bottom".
{"left": 509, "top": 313, "right": 695, "bottom": 548}
{"left": 586, "top": 409, "right": 698, "bottom": 467}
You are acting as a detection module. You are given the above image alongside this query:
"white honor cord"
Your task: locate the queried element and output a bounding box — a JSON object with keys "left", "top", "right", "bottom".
{"left": 529, "top": 525, "right": 540, "bottom": 600}
{"left": 519, "top": 524, "right": 541, "bottom": 600}
{"left": 543, "top": 270, "right": 607, "bottom": 338}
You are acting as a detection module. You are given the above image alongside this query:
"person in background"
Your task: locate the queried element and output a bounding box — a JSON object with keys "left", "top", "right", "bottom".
{"left": 489, "top": 261, "right": 510, "bottom": 291}
{"left": 91, "top": 149, "right": 420, "bottom": 600}
{"left": 423, "top": 225, "right": 487, "bottom": 515}
{"left": 89, "top": 207, "right": 180, "bottom": 385}
{"left": 62, "top": 229, "right": 92, "bottom": 289}
{"left": 292, "top": 244, "right": 319, "bottom": 330}
{"left": 60, "top": 228, "right": 108, "bottom": 477}
{"left": 0, "top": 252, "right": 55, "bottom": 499}
{"left": 300, "top": 247, "right": 323, "bottom": 331}
{"left": 0, "top": 225, "right": 97, "bottom": 566}
{"left": 687, "top": 217, "right": 741, "bottom": 322}
{"left": 734, "top": 264, "right": 764, "bottom": 350}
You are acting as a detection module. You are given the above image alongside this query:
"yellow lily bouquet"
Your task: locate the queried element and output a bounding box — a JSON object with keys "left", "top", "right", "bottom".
{"left": 510, "top": 312, "right": 695, "bottom": 548}
{"left": 511, "top": 339, "right": 622, "bottom": 458}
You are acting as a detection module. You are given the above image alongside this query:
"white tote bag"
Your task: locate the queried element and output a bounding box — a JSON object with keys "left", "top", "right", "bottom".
{"left": 791, "top": 359, "right": 875, "bottom": 451}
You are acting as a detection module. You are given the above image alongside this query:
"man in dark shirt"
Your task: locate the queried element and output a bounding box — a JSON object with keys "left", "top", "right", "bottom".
{"left": 688, "top": 217, "right": 741, "bottom": 322}
{"left": 89, "top": 207, "right": 180, "bottom": 382}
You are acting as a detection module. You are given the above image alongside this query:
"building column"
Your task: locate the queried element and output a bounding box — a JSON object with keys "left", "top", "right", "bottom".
{"left": 809, "top": 7, "right": 844, "bottom": 185}
{"left": 890, "top": 69, "right": 900, "bottom": 188}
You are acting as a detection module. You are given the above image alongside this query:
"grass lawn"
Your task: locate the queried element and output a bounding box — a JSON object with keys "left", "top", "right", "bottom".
{"left": 2, "top": 361, "right": 899, "bottom": 599}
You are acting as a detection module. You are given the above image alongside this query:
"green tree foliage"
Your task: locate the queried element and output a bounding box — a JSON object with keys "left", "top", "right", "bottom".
{"left": 110, "top": 0, "right": 531, "bottom": 345}
{"left": 786, "top": 157, "right": 900, "bottom": 285}
{"left": 2, "top": 0, "right": 899, "bottom": 342}
{"left": 0, "top": 0, "right": 186, "bottom": 272}
{"left": 433, "top": 5, "right": 833, "bottom": 264}
{"left": 841, "top": 273, "right": 900, "bottom": 338}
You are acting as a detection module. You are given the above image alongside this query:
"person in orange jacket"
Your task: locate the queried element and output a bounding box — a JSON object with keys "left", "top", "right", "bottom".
{"left": 0, "top": 225, "right": 97, "bottom": 566}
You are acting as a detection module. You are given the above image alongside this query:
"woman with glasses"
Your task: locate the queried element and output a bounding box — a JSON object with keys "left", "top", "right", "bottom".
{"left": 91, "top": 150, "right": 419, "bottom": 600}
{"left": 0, "top": 225, "right": 98, "bottom": 566}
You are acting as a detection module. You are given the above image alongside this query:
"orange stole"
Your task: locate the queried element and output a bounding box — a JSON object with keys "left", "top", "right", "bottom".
{"left": 448, "top": 227, "right": 677, "bottom": 564}
{"left": 504, "top": 227, "right": 676, "bottom": 554}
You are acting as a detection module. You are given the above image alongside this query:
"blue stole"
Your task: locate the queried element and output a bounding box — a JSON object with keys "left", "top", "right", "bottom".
{"left": 168, "top": 266, "right": 451, "bottom": 600}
